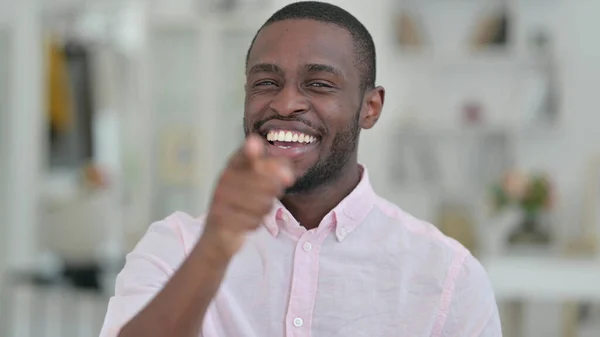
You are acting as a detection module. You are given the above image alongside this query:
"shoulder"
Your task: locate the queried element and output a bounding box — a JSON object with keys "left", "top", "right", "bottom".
{"left": 371, "top": 197, "right": 497, "bottom": 305}
{"left": 140, "top": 211, "right": 207, "bottom": 256}
{"left": 113, "top": 211, "right": 208, "bottom": 294}
{"left": 371, "top": 195, "right": 470, "bottom": 260}
{"left": 368, "top": 195, "right": 480, "bottom": 290}
{"left": 370, "top": 196, "right": 499, "bottom": 333}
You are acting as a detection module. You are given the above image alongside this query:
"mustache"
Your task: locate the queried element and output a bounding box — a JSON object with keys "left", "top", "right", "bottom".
{"left": 252, "top": 116, "right": 324, "bottom": 134}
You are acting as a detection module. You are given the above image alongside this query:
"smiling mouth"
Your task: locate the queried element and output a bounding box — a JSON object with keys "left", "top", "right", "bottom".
{"left": 261, "top": 129, "right": 320, "bottom": 159}
{"left": 265, "top": 130, "right": 319, "bottom": 148}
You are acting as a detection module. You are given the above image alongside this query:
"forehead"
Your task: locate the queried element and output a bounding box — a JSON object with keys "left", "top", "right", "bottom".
{"left": 248, "top": 19, "right": 357, "bottom": 78}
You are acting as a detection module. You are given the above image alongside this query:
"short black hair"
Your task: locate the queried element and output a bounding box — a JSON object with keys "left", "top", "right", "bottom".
{"left": 245, "top": 1, "right": 376, "bottom": 90}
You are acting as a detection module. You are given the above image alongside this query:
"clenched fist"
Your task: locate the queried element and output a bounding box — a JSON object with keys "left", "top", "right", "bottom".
{"left": 202, "top": 135, "right": 295, "bottom": 258}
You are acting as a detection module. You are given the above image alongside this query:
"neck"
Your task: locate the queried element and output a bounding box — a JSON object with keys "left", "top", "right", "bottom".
{"left": 280, "top": 163, "right": 361, "bottom": 230}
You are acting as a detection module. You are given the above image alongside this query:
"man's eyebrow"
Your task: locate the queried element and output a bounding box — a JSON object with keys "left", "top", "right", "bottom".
{"left": 247, "top": 63, "right": 283, "bottom": 76}
{"left": 305, "top": 63, "right": 345, "bottom": 78}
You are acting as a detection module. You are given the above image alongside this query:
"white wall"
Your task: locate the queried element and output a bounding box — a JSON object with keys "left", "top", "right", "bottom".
{"left": 0, "top": 0, "right": 44, "bottom": 271}
{"left": 0, "top": 18, "right": 10, "bottom": 281}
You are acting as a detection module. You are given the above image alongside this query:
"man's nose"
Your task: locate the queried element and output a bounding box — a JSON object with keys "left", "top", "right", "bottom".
{"left": 268, "top": 85, "right": 309, "bottom": 116}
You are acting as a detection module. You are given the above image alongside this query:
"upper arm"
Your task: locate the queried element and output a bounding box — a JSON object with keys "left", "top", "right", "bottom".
{"left": 438, "top": 254, "right": 502, "bottom": 337}
{"left": 99, "top": 215, "right": 188, "bottom": 337}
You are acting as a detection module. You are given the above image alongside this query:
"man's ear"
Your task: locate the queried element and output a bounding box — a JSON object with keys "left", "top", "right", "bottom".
{"left": 360, "top": 86, "right": 385, "bottom": 129}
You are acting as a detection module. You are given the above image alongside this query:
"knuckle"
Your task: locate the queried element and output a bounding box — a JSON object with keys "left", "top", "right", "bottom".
{"left": 266, "top": 179, "right": 284, "bottom": 194}
{"left": 210, "top": 203, "right": 226, "bottom": 217}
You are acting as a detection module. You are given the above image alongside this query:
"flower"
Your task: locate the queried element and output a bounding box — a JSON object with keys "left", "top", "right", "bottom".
{"left": 82, "top": 163, "right": 109, "bottom": 189}
{"left": 501, "top": 170, "right": 528, "bottom": 200}
{"left": 491, "top": 170, "right": 555, "bottom": 214}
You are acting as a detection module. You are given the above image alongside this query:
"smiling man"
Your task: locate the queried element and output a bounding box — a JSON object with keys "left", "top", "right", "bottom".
{"left": 100, "top": 2, "right": 501, "bottom": 337}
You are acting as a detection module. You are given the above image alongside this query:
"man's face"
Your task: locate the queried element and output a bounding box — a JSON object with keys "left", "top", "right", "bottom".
{"left": 244, "top": 19, "right": 380, "bottom": 194}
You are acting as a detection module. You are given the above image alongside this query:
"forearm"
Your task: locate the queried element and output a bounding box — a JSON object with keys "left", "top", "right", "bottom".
{"left": 118, "top": 236, "right": 231, "bottom": 337}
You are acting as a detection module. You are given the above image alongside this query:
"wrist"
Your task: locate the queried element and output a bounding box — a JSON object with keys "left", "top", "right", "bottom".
{"left": 195, "top": 230, "right": 239, "bottom": 267}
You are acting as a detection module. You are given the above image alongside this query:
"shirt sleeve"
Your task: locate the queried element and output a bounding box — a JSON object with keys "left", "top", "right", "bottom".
{"left": 99, "top": 215, "right": 187, "bottom": 337}
{"left": 439, "top": 254, "right": 502, "bottom": 337}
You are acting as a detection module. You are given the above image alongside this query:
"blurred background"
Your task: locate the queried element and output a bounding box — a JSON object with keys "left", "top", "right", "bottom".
{"left": 1, "top": 0, "right": 599, "bottom": 336}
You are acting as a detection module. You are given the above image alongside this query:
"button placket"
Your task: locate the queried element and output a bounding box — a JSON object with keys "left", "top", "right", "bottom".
{"left": 302, "top": 242, "right": 312, "bottom": 252}
{"left": 285, "top": 231, "right": 326, "bottom": 336}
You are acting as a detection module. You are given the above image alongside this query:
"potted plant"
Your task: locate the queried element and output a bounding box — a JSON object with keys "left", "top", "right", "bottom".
{"left": 490, "top": 170, "right": 555, "bottom": 244}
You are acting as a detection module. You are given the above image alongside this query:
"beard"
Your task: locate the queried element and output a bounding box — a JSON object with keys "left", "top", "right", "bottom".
{"left": 243, "top": 108, "right": 361, "bottom": 195}
{"left": 284, "top": 111, "right": 360, "bottom": 194}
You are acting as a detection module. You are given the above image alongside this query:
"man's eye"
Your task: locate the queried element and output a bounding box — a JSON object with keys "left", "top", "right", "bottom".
{"left": 308, "top": 82, "right": 332, "bottom": 88}
{"left": 255, "top": 80, "right": 277, "bottom": 87}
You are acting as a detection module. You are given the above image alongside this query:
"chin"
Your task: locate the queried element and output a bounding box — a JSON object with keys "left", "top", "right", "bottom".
{"left": 290, "top": 163, "right": 312, "bottom": 181}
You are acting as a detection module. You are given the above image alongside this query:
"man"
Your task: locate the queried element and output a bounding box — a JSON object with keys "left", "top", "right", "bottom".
{"left": 100, "top": 2, "right": 501, "bottom": 336}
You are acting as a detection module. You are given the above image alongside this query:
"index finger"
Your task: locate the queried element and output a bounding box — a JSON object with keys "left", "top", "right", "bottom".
{"left": 229, "top": 134, "right": 267, "bottom": 168}
{"left": 244, "top": 134, "right": 266, "bottom": 161}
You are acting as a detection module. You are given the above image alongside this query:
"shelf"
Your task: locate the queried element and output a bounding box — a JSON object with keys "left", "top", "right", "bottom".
{"left": 514, "top": 121, "right": 563, "bottom": 138}
{"left": 481, "top": 255, "right": 600, "bottom": 301}
{"left": 396, "top": 52, "right": 544, "bottom": 74}
{"left": 42, "top": 169, "right": 81, "bottom": 202}
{"left": 396, "top": 122, "right": 561, "bottom": 139}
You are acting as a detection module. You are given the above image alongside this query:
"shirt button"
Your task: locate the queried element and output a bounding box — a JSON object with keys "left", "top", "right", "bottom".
{"left": 293, "top": 317, "right": 303, "bottom": 327}
{"left": 302, "top": 242, "right": 312, "bottom": 252}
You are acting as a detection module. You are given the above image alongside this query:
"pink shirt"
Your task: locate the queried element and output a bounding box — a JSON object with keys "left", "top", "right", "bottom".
{"left": 100, "top": 167, "right": 501, "bottom": 337}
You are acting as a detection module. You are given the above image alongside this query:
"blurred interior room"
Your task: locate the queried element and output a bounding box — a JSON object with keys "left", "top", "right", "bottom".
{"left": 1, "top": 0, "right": 600, "bottom": 336}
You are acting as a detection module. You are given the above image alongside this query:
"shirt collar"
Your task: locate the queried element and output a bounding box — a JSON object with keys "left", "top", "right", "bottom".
{"left": 263, "top": 164, "right": 376, "bottom": 242}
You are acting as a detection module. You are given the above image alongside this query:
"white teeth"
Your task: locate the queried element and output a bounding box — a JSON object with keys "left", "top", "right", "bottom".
{"left": 265, "top": 130, "right": 316, "bottom": 144}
